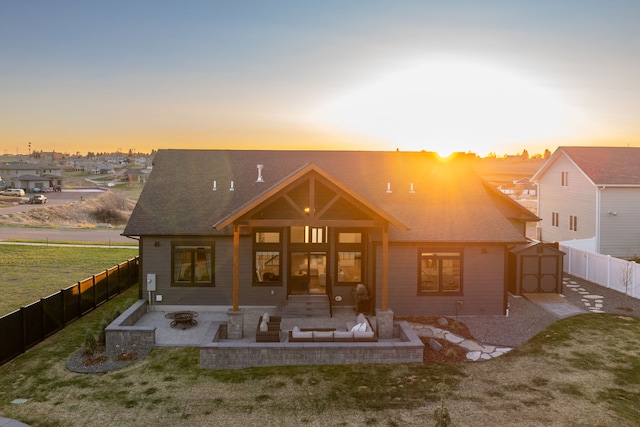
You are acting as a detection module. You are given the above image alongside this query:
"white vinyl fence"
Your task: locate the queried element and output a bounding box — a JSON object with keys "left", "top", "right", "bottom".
{"left": 560, "top": 244, "right": 639, "bottom": 299}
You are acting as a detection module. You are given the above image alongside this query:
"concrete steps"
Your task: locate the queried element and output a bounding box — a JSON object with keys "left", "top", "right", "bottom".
{"left": 281, "top": 294, "right": 331, "bottom": 318}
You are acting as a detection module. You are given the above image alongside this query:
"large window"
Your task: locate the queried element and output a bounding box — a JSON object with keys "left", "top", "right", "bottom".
{"left": 173, "top": 245, "right": 214, "bottom": 286}
{"left": 336, "top": 230, "right": 364, "bottom": 285}
{"left": 254, "top": 230, "right": 282, "bottom": 284}
{"left": 419, "top": 250, "right": 462, "bottom": 295}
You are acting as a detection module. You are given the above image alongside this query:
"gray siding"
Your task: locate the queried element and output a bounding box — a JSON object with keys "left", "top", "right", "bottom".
{"left": 375, "top": 244, "right": 506, "bottom": 316}
{"left": 538, "top": 155, "right": 596, "bottom": 243}
{"left": 140, "top": 236, "right": 286, "bottom": 307}
{"left": 600, "top": 187, "right": 640, "bottom": 257}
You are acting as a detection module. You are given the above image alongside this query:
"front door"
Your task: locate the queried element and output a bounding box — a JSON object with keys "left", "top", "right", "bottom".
{"left": 289, "top": 252, "right": 327, "bottom": 295}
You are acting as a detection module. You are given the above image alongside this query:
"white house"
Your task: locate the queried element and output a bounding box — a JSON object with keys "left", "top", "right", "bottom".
{"left": 531, "top": 146, "right": 640, "bottom": 258}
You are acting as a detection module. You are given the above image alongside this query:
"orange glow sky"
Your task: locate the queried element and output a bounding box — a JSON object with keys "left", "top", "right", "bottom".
{"left": 2, "top": 1, "right": 640, "bottom": 157}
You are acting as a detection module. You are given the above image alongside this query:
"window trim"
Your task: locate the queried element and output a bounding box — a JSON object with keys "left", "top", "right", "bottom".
{"left": 253, "top": 228, "right": 283, "bottom": 286}
{"left": 417, "top": 249, "right": 463, "bottom": 296}
{"left": 171, "top": 242, "right": 215, "bottom": 287}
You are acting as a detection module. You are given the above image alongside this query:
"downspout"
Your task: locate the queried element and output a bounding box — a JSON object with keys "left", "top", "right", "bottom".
{"left": 596, "top": 186, "right": 605, "bottom": 254}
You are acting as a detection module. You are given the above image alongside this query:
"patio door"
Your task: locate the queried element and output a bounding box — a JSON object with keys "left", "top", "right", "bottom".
{"left": 289, "top": 252, "right": 327, "bottom": 295}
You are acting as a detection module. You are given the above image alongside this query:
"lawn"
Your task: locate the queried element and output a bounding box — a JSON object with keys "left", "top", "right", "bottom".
{"left": 0, "top": 286, "right": 638, "bottom": 426}
{"left": 0, "top": 245, "right": 138, "bottom": 316}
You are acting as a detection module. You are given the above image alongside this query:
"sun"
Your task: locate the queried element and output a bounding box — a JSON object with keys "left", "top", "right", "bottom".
{"left": 310, "top": 58, "right": 587, "bottom": 156}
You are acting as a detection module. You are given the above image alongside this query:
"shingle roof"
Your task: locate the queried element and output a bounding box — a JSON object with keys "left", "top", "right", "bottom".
{"left": 558, "top": 146, "right": 640, "bottom": 185}
{"left": 123, "top": 150, "right": 534, "bottom": 243}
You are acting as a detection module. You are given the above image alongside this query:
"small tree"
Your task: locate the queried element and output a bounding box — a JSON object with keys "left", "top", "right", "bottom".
{"left": 433, "top": 379, "right": 452, "bottom": 427}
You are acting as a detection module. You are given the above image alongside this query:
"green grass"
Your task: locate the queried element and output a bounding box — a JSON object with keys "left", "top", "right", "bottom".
{"left": 0, "top": 245, "right": 138, "bottom": 315}
{"left": 4, "top": 239, "right": 137, "bottom": 246}
{"left": 0, "top": 300, "right": 638, "bottom": 426}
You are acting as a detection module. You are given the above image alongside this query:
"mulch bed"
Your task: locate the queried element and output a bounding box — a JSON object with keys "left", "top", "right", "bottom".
{"left": 67, "top": 347, "right": 150, "bottom": 374}
{"left": 395, "top": 316, "right": 475, "bottom": 363}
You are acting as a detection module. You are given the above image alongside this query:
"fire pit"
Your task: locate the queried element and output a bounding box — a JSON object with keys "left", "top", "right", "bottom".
{"left": 165, "top": 311, "right": 198, "bottom": 329}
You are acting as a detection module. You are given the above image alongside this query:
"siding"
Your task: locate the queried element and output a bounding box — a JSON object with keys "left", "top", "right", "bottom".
{"left": 538, "top": 155, "right": 596, "bottom": 243}
{"left": 599, "top": 187, "right": 640, "bottom": 257}
{"left": 140, "top": 236, "right": 286, "bottom": 307}
{"left": 375, "top": 243, "right": 506, "bottom": 316}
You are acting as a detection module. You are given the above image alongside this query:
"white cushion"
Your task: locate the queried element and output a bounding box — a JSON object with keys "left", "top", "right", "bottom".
{"left": 353, "top": 331, "right": 374, "bottom": 339}
{"left": 356, "top": 313, "right": 366, "bottom": 324}
{"left": 313, "top": 331, "right": 334, "bottom": 340}
{"left": 351, "top": 322, "right": 367, "bottom": 332}
{"left": 262, "top": 313, "right": 270, "bottom": 323}
{"left": 292, "top": 330, "right": 313, "bottom": 339}
{"left": 333, "top": 331, "right": 353, "bottom": 340}
{"left": 293, "top": 326, "right": 300, "bottom": 332}
{"left": 259, "top": 320, "right": 268, "bottom": 332}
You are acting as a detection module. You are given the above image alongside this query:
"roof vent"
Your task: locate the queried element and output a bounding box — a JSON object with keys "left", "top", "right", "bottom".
{"left": 410, "top": 183, "right": 415, "bottom": 193}
{"left": 386, "top": 182, "right": 392, "bottom": 194}
{"left": 256, "top": 164, "right": 264, "bottom": 182}
{"left": 212, "top": 180, "right": 217, "bottom": 191}
{"left": 230, "top": 181, "right": 235, "bottom": 191}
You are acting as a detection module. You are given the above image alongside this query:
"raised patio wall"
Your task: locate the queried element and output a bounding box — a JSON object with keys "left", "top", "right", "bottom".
{"left": 200, "top": 321, "right": 424, "bottom": 369}
{"left": 105, "top": 299, "right": 156, "bottom": 357}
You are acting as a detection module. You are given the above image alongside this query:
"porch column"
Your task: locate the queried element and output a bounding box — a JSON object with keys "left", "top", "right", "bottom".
{"left": 377, "top": 224, "right": 394, "bottom": 339}
{"left": 233, "top": 224, "right": 240, "bottom": 311}
{"left": 381, "top": 224, "right": 389, "bottom": 311}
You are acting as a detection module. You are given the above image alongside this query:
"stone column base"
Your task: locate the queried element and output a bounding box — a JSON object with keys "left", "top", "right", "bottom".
{"left": 227, "top": 309, "right": 244, "bottom": 340}
{"left": 376, "top": 308, "right": 394, "bottom": 339}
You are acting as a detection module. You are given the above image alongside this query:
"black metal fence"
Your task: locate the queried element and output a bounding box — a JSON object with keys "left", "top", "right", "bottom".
{"left": 0, "top": 257, "right": 139, "bottom": 366}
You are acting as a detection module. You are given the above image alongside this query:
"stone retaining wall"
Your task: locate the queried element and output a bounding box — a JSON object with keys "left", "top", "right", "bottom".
{"left": 200, "top": 321, "right": 424, "bottom": 369}
{"left": 105, "top": 299, "right": 156, "bottom": 357}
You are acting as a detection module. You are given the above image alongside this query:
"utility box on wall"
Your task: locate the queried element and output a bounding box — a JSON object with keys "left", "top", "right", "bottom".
{"left": 146, "top": 273, "right": 157, "bottom": 292}
{"left": 508, "top": 242, "right": 565, "bottom": 294}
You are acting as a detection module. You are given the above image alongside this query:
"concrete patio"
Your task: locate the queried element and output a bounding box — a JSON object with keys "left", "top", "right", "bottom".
{"left": 107, "top": 301, "right": 425, "bottom": 369}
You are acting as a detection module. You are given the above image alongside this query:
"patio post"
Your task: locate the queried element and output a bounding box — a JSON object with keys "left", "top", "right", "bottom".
{"left": 382, "top": 224, "right": 389, "bottom": 311}
{"left": 233, "top": 224, "right": 239, "bottom": 311}
{"left": 377, "top": 224, "right": 394, "bottom": 339}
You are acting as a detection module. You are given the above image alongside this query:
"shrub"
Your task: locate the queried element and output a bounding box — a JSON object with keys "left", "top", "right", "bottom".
{"left": 83, "top": 329, "right": 98, "bottom": 355}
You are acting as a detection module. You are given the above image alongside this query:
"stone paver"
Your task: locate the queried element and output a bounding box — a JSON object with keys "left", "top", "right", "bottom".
{"left": 408, "top": 275, "right": 625, "bottom": 362}
{"left": 408, "top": 322, "right": 513, "bottom": 361}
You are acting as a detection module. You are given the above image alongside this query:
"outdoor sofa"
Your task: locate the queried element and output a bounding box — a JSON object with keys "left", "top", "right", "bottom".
{"left": 288, "top": 313, "right": 377, "bottom": 342}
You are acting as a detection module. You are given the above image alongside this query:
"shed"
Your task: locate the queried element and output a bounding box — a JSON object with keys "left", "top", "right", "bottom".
{"left": 508, "top": 242, "right": 565, "bottom": 294}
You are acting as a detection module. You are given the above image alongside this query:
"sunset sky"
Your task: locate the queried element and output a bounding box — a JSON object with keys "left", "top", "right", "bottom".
{"left": 1, "top": 1, "right": 639, "bottom": 157}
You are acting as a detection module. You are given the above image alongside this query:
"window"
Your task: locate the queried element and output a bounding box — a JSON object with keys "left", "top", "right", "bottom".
{"left": 569, "top": 215, "right": 578, "bottom": 231}
{"left": 551, "top": 212, "right": 559, "bottom": 227}
{"left": 561, "top": 171, "right": 569, "bottom": 187}
{"left": 290, "top": 226, "right": 328, "bottom": 244}
{"left": 254, "top": 230, "right": 282, "bottom": 284}
{"left": 419, "top": 251, "right": 462, "bottom": 295}
{"left": 172, "top": 245, "right": 214, "bottom": 286}
{"left": 336, "top": 231, "right": 364, "bottom": 285}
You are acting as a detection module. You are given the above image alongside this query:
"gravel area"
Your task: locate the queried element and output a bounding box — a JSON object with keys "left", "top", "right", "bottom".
{"left": 459, "top": 274, "right": 640, "bottom": 348}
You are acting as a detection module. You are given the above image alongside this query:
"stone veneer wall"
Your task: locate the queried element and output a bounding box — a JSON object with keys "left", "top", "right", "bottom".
{"left": 200, "top": 321, "right": 424, "bottom": 369}
{"left": 105, "top": 299, "right": 156, "bottom": 357}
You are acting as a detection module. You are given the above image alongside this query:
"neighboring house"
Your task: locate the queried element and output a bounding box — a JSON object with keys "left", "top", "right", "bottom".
{"left": 499, "top": 178, "right": 537, "bottom": 197}
{"left": 123, "top": 150, "right": 538, "bottom": 318}
{"left": 532, "top": 146, "right": 640, "bottom": 258}
{"left": 0, "top": 163, "right": 62, "bottom": 191}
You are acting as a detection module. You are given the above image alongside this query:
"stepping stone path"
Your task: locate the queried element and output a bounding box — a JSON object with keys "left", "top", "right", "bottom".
{"left": 563, "top": 278, "right": 606, "bottom": 313}
{"left": 408, "top": 323, "right": 513, "bottom": 361}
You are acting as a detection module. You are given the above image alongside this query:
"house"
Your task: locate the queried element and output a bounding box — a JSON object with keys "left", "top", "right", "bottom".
{"left": 532, "top": 146, "right": 640, "bottom": 258}
{"left": 499, "top": 178, "right": 537, "bottom": 197}
{"left": 122, "top": 150, "right": 538, "bottom": 327}
{"left": 0, "top": 163, "right": 63, "bottom": 191}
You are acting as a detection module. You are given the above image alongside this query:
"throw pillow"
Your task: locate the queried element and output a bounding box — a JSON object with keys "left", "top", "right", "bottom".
{"left": 356, "top": 313, "right": 366, "bottom": 324}
{"left": 262, "top": 313, "right": 270, "bottom": 323}
{"left": 260, "top": 320, "right": 268, "bottom": 332}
